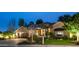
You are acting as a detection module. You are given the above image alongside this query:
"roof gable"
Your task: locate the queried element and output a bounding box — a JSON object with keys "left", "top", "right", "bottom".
{"left": 53, "top": 22, "right": 64, "bottom": 29}
{"left": 16, "top": 26, "right": 28, "bottom": 32}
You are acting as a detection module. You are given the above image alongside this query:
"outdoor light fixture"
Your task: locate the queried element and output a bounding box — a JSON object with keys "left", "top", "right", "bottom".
{"left": 70, "top": 33, "right": 73, "bottom": 38}
{"left": 76, "top": 32, "right": 79, "bottom": 41}
{"left": 76, "top": 32, "right": 79, "bottom": 36}
{"left": 0, "top": 34, "right": 3, "bottom": 38}
{"left": 12, "top": 34, "right": 15, "bottom": 38}
{"left": 5, "top": 36, "right": 9, "bottom": 39}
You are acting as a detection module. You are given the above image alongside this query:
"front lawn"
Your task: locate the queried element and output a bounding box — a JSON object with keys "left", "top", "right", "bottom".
{"left": 45, "top": 39, "right": 74, "bottom": 45}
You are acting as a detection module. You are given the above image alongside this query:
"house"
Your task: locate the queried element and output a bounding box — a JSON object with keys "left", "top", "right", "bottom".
{"left": 15, "top": 26, "right": 29, "bottom": 38}
{"left": 28, "top": 22, "right": 66, "bottom": 38}
{"left": 54, "top": 27, "right": 69, "bottom": 38}
{"left": 28, "top": 25, "right": 35, "bottom": 37}
{"left": 43, "top": 22, "right": 54, "bottom": 34}
{"left": 53, "top": 22, "right": 64, "bottom": 29}
{"left": 52, "top": 22, "right": 69, "bottom": 38}
{"left": 28, "top": 25, "right": 46, "bottom": 37}
{"left": 15, "top": 22, "right": 69, "bottom": 39}
{"left": 35, "top": 27, "right": 46, "bottom": 37}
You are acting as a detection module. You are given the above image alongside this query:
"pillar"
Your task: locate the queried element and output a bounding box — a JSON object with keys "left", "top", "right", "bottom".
{"left": 42, "top": 36, "right": 44, "bottom": 45}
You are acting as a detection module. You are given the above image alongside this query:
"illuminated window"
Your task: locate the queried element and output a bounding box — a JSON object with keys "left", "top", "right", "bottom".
{"left": 57, "top": 32, "right": 64, "bottom": 35}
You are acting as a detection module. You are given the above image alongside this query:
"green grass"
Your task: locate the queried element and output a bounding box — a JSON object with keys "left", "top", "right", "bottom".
{"left": 45, "top": 39, "right": 74, "bottom": 45}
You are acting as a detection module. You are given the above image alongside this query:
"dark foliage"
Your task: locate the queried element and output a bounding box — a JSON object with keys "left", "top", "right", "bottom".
{"left": 18, "top": 18, "right": 25, "bottom": 27}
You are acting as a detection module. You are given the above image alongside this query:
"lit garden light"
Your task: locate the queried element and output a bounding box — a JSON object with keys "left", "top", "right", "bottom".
{"left": 12, "top": 34, "right": 16, "bottom": 38}
{"left": 5, "top": 36, "right": 9, "bottom": 39}
{"left": 68, "top": 28, "right": 78, "bottom": 38}
{"left": 0, "top": 34, "right": 3, "bottom": 38}
{"left": 76, "top": 32, "right": 79, "bottom": 41}
{"left": 70, "top": 32, "right": 73, "bottom": 38}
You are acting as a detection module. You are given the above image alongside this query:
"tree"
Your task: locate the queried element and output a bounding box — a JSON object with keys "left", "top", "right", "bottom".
{"left": 58, "top": 13, "right": 79, "bottom": 33}
{"left": 71, "top": 13, "right": 79, "bottom": 32}
{"left": 28, "top": 21, "right": 34, "bottom": 26}
{"left": 58, "top": 15, "right": 72, "bottom": 22}
{"left": 0, "top": 31, "right": 2, "bottom": 34}
{"left": 18, "top": 18, "right": 25, "bottom": 27}
{"left": 24, "top": 22, "right": 28, "bottom": 27}
{"left": 7, "top": 19, "right": 16, "bottom": 33}
{"left": 36, "top": 19, "right": 43, "bottom": 25}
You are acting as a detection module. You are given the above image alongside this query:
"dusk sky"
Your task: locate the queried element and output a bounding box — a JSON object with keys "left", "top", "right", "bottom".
{"left": 0, "top": 12, "right": 76, "bottom": 31}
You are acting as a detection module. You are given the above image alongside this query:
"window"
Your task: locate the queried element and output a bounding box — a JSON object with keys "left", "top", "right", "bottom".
{"left": 57, "top": 32, "right": 63, "bottom": 35}
{"left": 55, "top": 31, "right": 64, "bottom": 37}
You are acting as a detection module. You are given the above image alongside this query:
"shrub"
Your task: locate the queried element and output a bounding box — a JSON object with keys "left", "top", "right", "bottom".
{"left": 18, "top": 41, "right": 31, "bottom": 45}
{"left": 46, "top": 32, "right": 54, "bottom": 39}
{"left": 33, "top": 35, "right": 41, "bottom": 44}
{"left": 72, "top": 35, "right": 77, "bottom": 40}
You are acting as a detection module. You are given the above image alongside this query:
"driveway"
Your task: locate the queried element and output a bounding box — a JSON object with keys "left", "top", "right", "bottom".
{"left": 0, "top": 40, "right": 16, "bottom": 47}
{"left": 0, "top": 38, "right": 28, "bottom": 47}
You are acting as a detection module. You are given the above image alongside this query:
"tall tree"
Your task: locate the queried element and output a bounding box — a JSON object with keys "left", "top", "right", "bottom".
{"left": 36, "top": 19, "right": 43, "bottom": 25}
{"left": 24, "top": 22, "right": 28, "bottom": 27}
{"left": 18, "top": 18, "right": 25, "bottom": 27}
{"left": 7, "top": 19, "right": 16, "bottom": 32}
